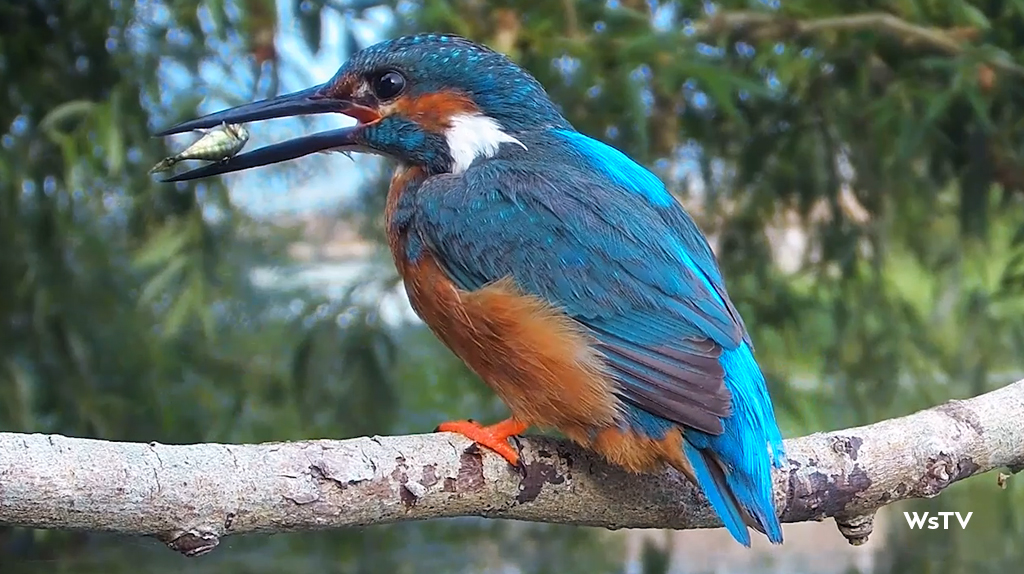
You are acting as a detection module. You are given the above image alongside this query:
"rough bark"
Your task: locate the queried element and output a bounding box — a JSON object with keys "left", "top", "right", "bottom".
{"left": 1, "top": 379, "right": 1022, "bottom": 557}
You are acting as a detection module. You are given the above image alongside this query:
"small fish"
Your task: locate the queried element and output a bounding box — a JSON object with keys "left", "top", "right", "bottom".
{"left": 149, "top": 122, "right": 250, "bottom": 174}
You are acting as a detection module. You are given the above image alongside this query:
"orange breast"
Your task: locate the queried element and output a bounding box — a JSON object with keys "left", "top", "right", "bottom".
{"left": 400, "top": 250, "right": 618, "bottom": 429}
{"left": 384, "top": 170, "right": 693, "bottom": 475}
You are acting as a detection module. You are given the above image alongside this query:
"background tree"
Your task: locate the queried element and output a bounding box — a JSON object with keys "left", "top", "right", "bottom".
{"left": 1, "top": 0, "right": 1023, "bottom": 572}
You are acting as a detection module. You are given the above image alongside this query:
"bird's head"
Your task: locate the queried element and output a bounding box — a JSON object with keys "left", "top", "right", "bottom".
{"left": 159, "top": 34, "right": 568, "bottom": 181}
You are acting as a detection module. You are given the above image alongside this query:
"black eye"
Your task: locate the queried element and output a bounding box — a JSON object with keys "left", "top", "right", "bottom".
{"left": 370, "top": 70, "right": 406, "bottom": 100}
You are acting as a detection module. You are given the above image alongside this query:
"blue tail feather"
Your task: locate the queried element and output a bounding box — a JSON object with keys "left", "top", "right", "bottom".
{"left": 683, "top": 441, "right": 752, "bottom": 546}
{"left": 685, "top": 343, "right": 785, "bottom": 545}
{"left": 617, "top": 342, "right": 785, "bottom": 546}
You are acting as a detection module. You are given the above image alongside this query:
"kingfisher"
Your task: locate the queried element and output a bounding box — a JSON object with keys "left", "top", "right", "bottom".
{"left": 158, "top": 33, "right": 787, "bottom": 546}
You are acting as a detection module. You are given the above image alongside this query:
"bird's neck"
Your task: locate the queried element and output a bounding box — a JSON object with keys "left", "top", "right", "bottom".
{"left": 440, "top": 112, "right": 528, "bottom": 175}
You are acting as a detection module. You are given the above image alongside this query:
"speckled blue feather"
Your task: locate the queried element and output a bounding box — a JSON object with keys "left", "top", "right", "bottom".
{"left": 399, "top": 128, "right": 786, "bottom": 546}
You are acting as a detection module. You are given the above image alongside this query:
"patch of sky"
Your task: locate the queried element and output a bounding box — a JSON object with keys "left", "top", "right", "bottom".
{"left": 41, "top": 176, "right": 56, "bottom": 197}
{"left": 628, "top": 65, "right": 654, "bottom": 117}
{"left": 640, "top": 89, "right": 655, "bottom": 116}
{"left": 336, "top": 305, "right": 361, "bottom": 328}
{"left": 680, "top": 76, "right": 711, "bottom": 112}
{"left": 652, "top": 3, "right": 675, "bottom": 32}
{"left": 165, "top": 26, "right": 192, "bottom": 49}
{"left": 10, "top": 115, "right": 28, "bottom": 136}
{"left": 672, "top": 143, "right": 703, "bottom": 183}
{"left": 630, "top": 64, "right": 653, "bottom": 83}
{"left": 553, "top": 54, "right": 581, "bottom": 83}
{"left": 696, "top": 43, "right": 725, "bottom": 58}
{"left": 396, "top": 1, "right": 416, "bottom": 16}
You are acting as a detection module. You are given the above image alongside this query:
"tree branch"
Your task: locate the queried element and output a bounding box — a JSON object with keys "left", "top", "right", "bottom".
{"left": 691, "top": 11, "right": 1024, "bottom": 79}
{"left": 2, "top": 379, "right": 1023, "bottom": 557}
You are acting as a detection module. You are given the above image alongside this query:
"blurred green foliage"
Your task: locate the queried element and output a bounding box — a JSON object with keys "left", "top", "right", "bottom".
{"left": 1, "top": 0, "right": 1024, "bottom": 572}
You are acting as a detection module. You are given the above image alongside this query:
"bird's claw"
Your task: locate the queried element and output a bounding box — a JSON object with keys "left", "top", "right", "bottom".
{"left": 433, "top": 418, "right": 475, "bottom": 433}
{"left": 434, "top": 418, "right": 528, "bottom": 468}
{"left": 509, "top": 435, "right": 528, "bottom": 476}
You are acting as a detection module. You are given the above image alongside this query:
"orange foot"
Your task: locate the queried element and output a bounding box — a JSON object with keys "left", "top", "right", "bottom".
{"left": 435, "top": 418, "right": 529, "bottom": 467}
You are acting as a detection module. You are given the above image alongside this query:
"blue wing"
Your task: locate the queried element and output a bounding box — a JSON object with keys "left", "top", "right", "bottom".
{"left": 410, "top": 155, "right": 748, "bottom": 436}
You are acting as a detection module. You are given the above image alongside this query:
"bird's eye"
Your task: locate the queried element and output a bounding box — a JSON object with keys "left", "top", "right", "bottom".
{"left": 370, "top": 70, "right": 406, "bottom": 100}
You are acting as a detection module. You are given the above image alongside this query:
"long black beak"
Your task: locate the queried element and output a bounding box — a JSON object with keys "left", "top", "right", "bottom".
{"left": 155, "top": 84, "right": 365, "bottom": 182}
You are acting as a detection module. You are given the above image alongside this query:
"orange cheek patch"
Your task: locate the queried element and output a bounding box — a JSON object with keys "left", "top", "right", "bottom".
{"left": 392, "top": 90, "right": 480, "bottom": 132}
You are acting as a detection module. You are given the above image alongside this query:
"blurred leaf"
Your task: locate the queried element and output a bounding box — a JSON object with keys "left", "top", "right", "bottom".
{"left": 138, "top": 254, "right": 188, "bottom": 305}
{"left": 132, "top": 223, "right": 190, "bottom": 268}
{"left": 957, "top": 3, "right": 992, "bottom": 29}
{"left": 39, "top": 100, "right": 95, "bottom": 137}
{"left": 295, "top": 0, "right": 324, "bottom": 54}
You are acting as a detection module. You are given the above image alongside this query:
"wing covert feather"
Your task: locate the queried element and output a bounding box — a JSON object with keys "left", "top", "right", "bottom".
{"left": 413, "top": 160, "right": 744, "bottom": 434}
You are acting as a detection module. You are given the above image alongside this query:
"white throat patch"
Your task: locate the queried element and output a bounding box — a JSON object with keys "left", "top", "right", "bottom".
{"left": 445, "top": 113, "right": 526, "bottom": 174}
